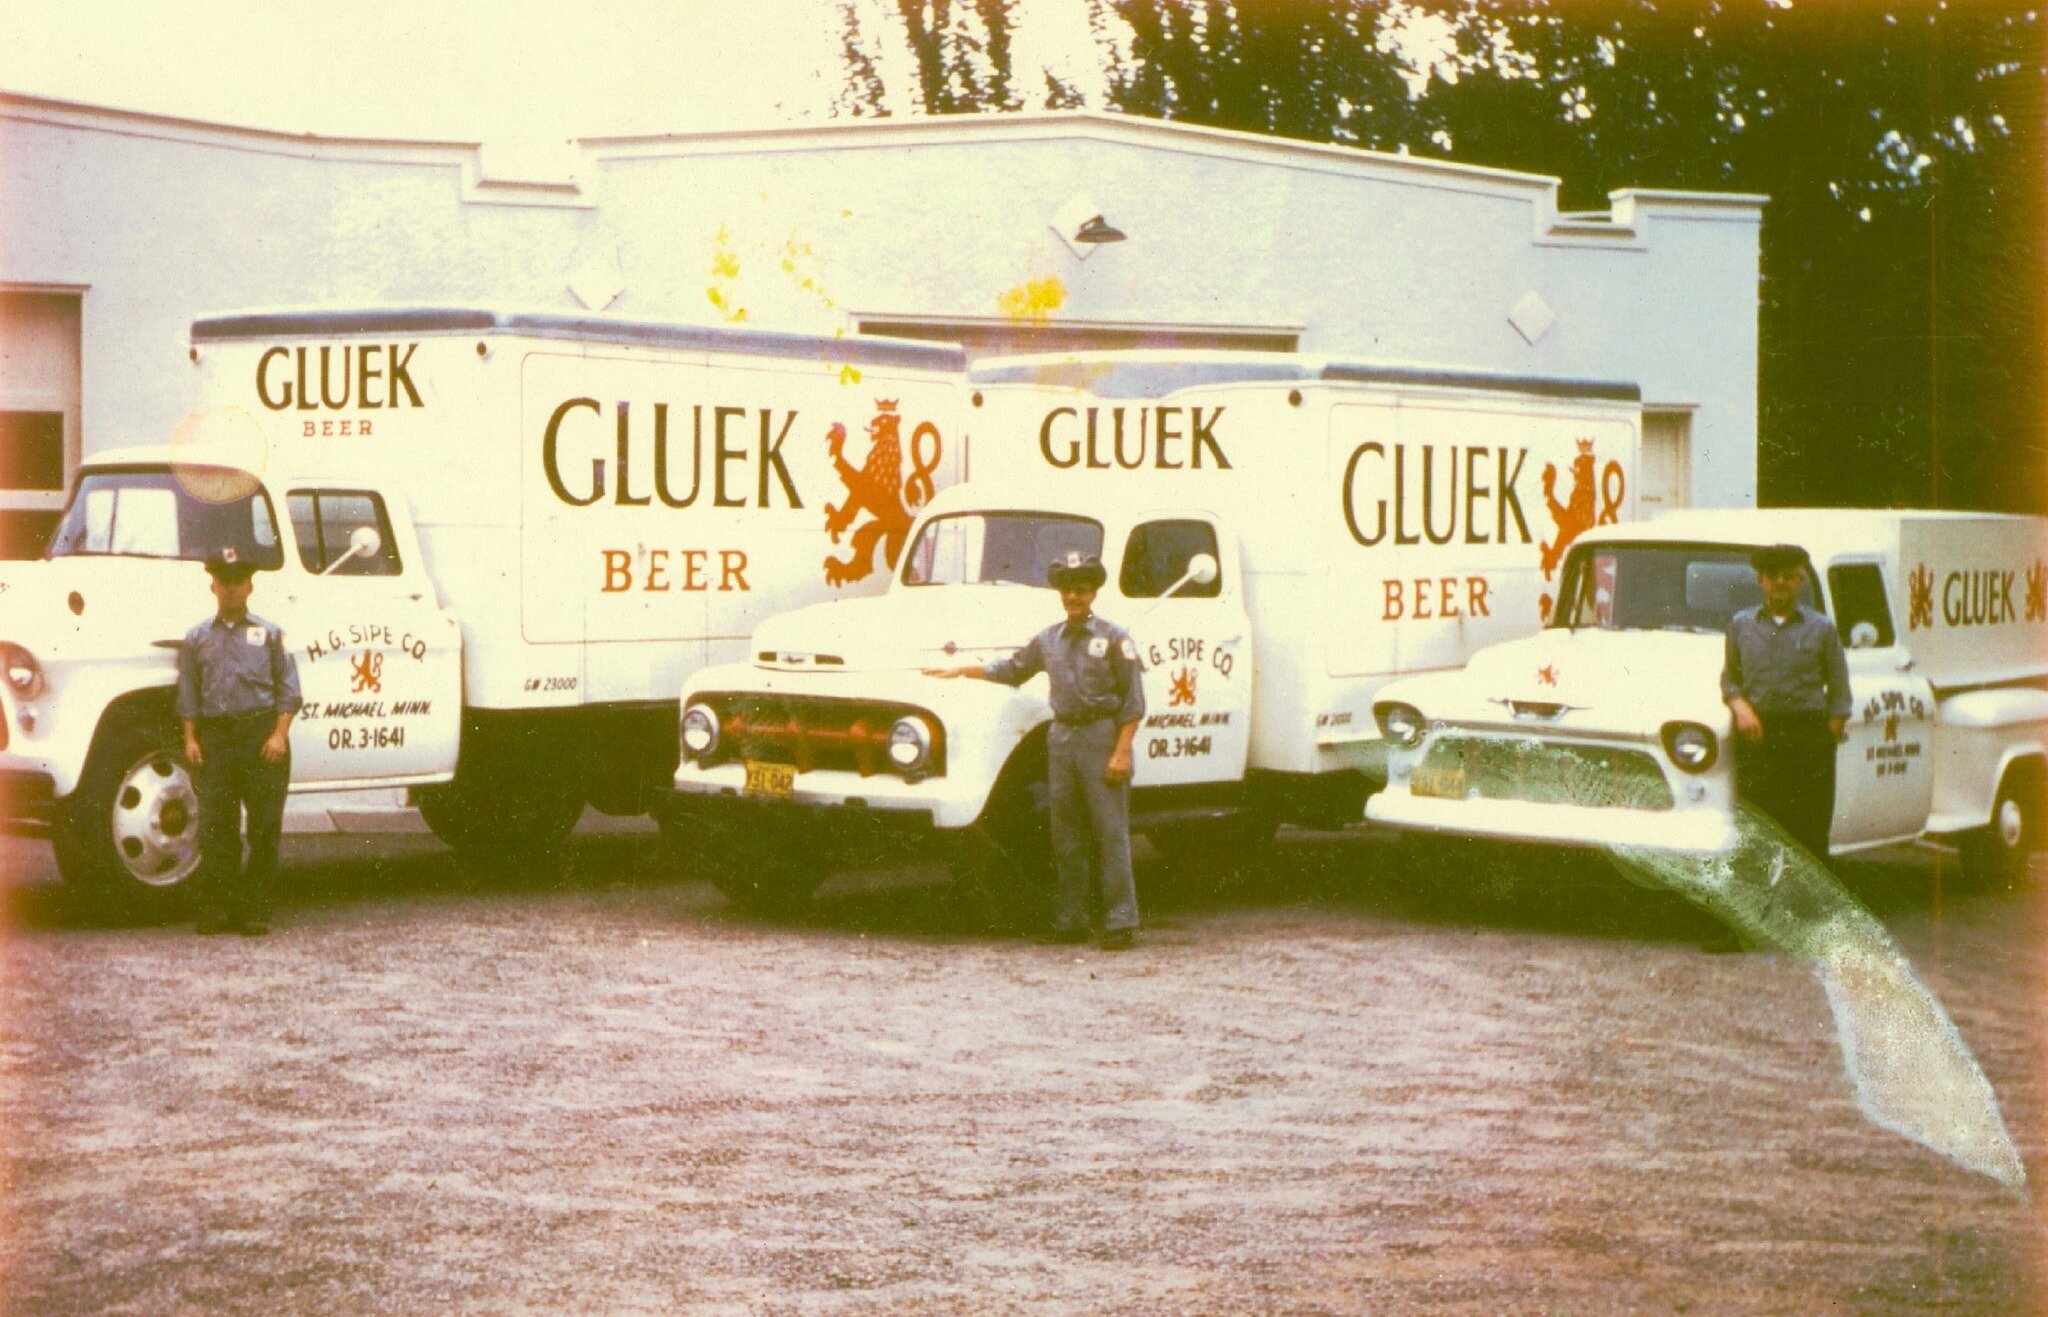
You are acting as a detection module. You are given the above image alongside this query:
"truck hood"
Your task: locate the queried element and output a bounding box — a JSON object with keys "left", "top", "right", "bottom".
{"left": 752, "top": 586, "right": 1062, "bottom": 671}
{"left": 0, "top": 556, "right": 213, "bottom": 661}
{"left": 1402, "top": 628, "right": 1732, "bottom": 736}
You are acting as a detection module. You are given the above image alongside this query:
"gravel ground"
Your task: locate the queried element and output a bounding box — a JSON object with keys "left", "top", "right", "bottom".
{"left": 1, "top": 826, "right": 2041, "bottom": 1313}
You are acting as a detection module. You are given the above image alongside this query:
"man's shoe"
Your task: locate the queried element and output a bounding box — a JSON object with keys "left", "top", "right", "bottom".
{"left": 1099, "top": 928, "right": 1135, "bottom": 951}
{"left": 194, "top": 917, "right": 237, "bottom": 935}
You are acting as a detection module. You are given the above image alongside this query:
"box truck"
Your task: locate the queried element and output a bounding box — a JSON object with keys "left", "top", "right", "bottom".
{"left": 658, "top": 351, "right": 1646, "bottom": 916}
{"left": 0, "top": 307, "right": 965, "bottom": 910}
{"left": 1367, "top": 510, "right": 2048, "bottom": 882}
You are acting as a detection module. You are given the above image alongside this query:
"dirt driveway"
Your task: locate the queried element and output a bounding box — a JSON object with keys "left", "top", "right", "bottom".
{"left": 2, "top": 826, "right": 2041, "bottom": 1312}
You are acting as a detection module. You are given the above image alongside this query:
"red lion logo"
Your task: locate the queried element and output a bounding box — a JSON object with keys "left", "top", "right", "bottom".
{"left": 1168, "top": 666, "right": 1197, "bottom": 707}
{"left": 1537, "top": 439, "right": 1625, "bottom": 620}
{"left": 823, "top": 401, "right": 942, "bottom": 588}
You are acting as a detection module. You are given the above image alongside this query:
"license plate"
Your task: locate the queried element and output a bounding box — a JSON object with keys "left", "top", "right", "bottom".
{"left": 743, "top": 760, "right": 796, "bottom": 799}
{"left": 1411, "top": 764, "right": 1467, "bottom": 799}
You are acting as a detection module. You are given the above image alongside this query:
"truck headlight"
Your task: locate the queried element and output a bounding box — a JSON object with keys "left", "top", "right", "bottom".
{"left": 1375, "top": 701, "right": 1427, "bottom": 750}
{"left": 681, "top": 703, "right": 721, "bottom": 760}
{"left": 0, "top": 643, "right": 44, "bottom": 700}
{"left": 888, "top": 716, "right": 934, "bottom": 772}
{"left": 1662, "top": 722, "right": 1718, "bottom": 773}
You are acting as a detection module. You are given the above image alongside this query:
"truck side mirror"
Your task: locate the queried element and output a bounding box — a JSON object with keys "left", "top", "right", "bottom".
{"left": 1181, "top": 553, "right": 1220, "bottom": 590}
{"left": 1847, "top": 620, "right": 1880, "bottom": 650}
{"left": 320, "top": 525, "right": 383, "bottom": 576}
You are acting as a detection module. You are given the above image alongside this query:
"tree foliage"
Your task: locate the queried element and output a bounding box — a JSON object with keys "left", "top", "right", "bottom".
{"left": 836, "top": 0, "right": 2045, "bottom": 511}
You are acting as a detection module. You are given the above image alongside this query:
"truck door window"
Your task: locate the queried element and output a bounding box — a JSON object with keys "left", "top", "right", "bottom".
{"left": 287, "top": 490, "right": 402, "bottom": 576}
{"left": 1120, "top": 519, "right": 1222, "bottom": 598}
{"left": 1826, "top": 563, "right": 1895, "bottom": 648}
{"left": 45, "top": 468, "right": 283, "bottom": 568}
{"left": 902, "top": 513, "right": 1102, "bottom": 587}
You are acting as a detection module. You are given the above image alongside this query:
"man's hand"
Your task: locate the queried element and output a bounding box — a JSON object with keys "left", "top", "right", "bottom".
{"left": 924, "top": 665, "right": 980, "bottom": 680}
{"left": 1830, "top": 716, "right": 1848, "bottom": 744}
{"left": 1104, "top": 746, "right": 1133, "bottom": 785}
{"left": 260, "top": 731, "right": 290, "bottom": 763}
{"left": 183, "top": 735, "right": 203, "bottom": 768}
{"left": 1730, "top": 698, "right": 1764, "bottom": 741}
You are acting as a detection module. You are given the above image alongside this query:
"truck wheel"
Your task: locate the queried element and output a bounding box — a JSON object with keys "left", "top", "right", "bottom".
{"left": 53, "top": 710, "right": 203, "bottom": 916}
{"left": 416, "top": 773, "right": 584, "bottom": 872}
{"left": 955, "top": 780, "right": 1055, "bottom": 934}
{"left": 1147, "top": 806, "right": 1281, "bottom": 889}
{"left": 1960, "top": 766, "right": 2042, "bottom": 892}
{"left": 659, "top": 811, "right": 826, "bottom": 913}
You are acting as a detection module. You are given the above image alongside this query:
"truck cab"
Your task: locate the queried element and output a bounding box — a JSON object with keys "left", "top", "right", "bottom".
{"left": 1366, "top": 510, "right": 2048, "bottom": 880}
{"left": 663, "top": 479, "right": 1257, "bottom": 912}
{"left": 0, "top": 442, "right": 461, "bottom": 905}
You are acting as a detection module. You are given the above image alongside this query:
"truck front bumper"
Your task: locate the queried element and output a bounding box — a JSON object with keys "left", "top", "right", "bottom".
{"left": 649, "top": 783, "right": 938, "bottom": 841}
{"left": 1367, "top": 785, "right": 1739, "bottom": 855}
{"left": 667, "top": 760, "right": 988, "bottom": 830}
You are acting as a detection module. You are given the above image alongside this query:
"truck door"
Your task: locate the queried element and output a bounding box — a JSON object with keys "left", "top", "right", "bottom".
{"left": 273, "top": 488, "right": 463, "bottom": 787}
{"left": 1827, "top": 560, "right": 1936, "bottom": 849}
{"left": 1113, "top": 517, "right": 1253, "bottom": 788}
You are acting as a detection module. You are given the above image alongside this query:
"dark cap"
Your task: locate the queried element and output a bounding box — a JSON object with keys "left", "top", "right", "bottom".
{"left": 1046, "top": 551, "right": 1107, "bottom": 591}
{"left": 1749, "top": 544, "right": 1806, "bottom": 574}
{"left": 203, "top": 546, "right": 257, "bottom": 583}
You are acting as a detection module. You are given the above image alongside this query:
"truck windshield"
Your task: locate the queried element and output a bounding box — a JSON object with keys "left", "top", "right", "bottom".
{"left": 45, "top": 468, "right": 284, "bottom": 569}
{"left": 1552, "top": 543, "right": 1818, "bottom": 633}
{"left": 902, "top": 513, "right": 1103, "bottom": 587}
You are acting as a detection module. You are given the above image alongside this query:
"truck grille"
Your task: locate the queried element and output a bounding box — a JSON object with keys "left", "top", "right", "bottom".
{"left": 699, "top": 694, "right": 944, "bottom": 778}
{"left": 1412, "top": 735, "right": 1673, "bottom": 811}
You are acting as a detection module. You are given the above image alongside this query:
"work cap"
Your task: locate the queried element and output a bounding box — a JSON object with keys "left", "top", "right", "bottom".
{"left": 1046, "top": 551, "right": 1107, "bottom": 590}
{"left": 203, "top": 546, "right": 257, "bottom": 583}
{"left": 1749, "top": 544, "right": 1805, "bottom": 573}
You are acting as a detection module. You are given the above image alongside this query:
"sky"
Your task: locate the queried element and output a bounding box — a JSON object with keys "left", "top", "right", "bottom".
{"left": 0, "top": 0, "right": 861, "bottom": 142}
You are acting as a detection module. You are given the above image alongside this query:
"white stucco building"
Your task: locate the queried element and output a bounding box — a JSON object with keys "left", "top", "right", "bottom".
{"left": 0, "top": 91, "right": 1763, "bottom": 557}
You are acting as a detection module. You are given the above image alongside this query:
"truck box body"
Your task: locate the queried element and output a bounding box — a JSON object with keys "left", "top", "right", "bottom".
{"left": 190, "top": 310, "right": 967, "bottom": 711}
{"left": 961, "top": 356, "right": 1645, "bottom": 777}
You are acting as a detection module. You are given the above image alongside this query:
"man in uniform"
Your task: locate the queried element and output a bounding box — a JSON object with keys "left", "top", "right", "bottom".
{"left": 1721, "top": 543, "right": 1852, "bottom": 860}
{"left": 928, "top": 551, "right": 1146, "bottom": 949}
{"left": 177, "top": 547, "right": 303, "bottom": 935}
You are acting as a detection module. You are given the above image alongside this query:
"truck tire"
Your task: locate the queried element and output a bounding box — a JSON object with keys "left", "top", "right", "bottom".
{"left": 1960, "top": 764, "right": 2042, "bottom": 892}
{"left": 658, "top": 809, "right": 827, "bottom": 914}
{"left": 415, "top": 771, "right": 584, "bottom": 873}
{"left": 1146, "top": 805, "right": 1281, "bottom": 888}
{"left": 53, "top": 707, "right": 203, "bottom": 917}
{"left": 956, "top": 773, "right": 1055, "bottom": 934}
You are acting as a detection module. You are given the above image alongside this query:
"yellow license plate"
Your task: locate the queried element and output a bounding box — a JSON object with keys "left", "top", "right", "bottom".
{"left": 1411, "top": 765, "right": 1466, "bottom": 799}
{"left": 743, "top": 760, "right": 796, "bottom": 799}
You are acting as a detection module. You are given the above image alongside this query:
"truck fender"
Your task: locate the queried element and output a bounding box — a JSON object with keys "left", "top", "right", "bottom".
{"left": 974, "top": 721, "right": 1050, "bottom": 830}
{"left": 42, "top": 663, "right": 178, "bottom": 799}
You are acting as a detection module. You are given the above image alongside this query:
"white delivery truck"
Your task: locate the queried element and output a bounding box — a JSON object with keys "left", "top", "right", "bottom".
{"left": 1366, "top": 510, "right": 2048, "bottom": 882}
{"left": 0, "top": 307, "right": 966, "bottom": 910}
{"left": 659, "top": 351, "right": 1645, "bottom": 914}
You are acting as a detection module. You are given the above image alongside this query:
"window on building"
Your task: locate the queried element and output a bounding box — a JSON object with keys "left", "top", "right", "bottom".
{"left": 1120, "top": 519, "right": 1222, "bottom": 598}
{"left": 287, "top": 490, "right": 402, "bottom": 575}
{"left": 1827, "top": 563, "right": 1895, "bottom": 649}
{"left": 0, "top": 411, "right": 65, "bottom": 491}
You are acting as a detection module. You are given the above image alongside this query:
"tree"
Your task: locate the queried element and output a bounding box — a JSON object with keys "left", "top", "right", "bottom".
{"left": 834, "top": 0, "right": 2045, "bottom": 511}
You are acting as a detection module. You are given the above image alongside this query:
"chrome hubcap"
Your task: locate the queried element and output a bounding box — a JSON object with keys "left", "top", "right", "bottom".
{"left": 1996, "top": 797, "right": 2026, "bottom": 850}
{"left": 109, "top": 751, "right": 202, "bottom": 887}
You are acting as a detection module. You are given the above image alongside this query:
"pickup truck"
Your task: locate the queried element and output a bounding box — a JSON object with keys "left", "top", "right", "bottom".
{"left": 659, "top": 350, "right": 1652, "bottom": 917}
{"left": 1366, "top": 510, "right": 2048, "bottom": 883}
{"left": 0, "top": 307, "right": 965, "bottom": 910}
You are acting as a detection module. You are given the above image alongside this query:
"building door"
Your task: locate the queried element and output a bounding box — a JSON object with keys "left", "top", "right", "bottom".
{"left": 1639, "top": 406, "right": 1693, "bottom": 515}
{"left": 0, "top": 291, "right": 82, "bottom": 558}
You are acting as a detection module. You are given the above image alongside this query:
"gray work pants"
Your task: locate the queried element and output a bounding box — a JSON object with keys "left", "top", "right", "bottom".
{"left": 1047, "top": 719, "right": 1138, "bottom": 934}
{"left": 195, "top": 711, "right": 290, "bottom": 924}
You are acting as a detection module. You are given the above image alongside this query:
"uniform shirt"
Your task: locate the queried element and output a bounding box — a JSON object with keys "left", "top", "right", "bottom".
{"left": 176, "top": 611, "right": 304, "bottom": 721}
{"left": 1720, "top": 603, "right": 1852, "bottom": 719}
{"left": 984, "top": 613, "right": 1147, "bottom": 726}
